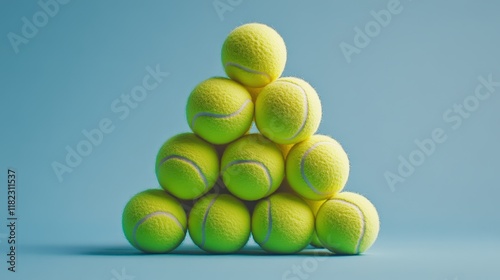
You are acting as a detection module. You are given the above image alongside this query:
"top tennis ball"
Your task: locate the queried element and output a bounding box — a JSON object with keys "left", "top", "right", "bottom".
{"left": 222, "top": 23, "right": 287, "bottom": 88}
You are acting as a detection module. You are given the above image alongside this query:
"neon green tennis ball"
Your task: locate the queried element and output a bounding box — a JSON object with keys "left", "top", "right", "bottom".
{"left": 278, "top": 143, "right": 295, "bottom": 159}
{"left": 186, "top": 77, "right": 254, "bottom": 145}
{"left": 222, "top": 23, "right": 287, "bottom": 88}
{"left": 156, "top": 133, "right": 219, "bottom": 200}
{"left": 255, "top": 77, "right": 322, "bottom": 144}
{"left": 122, "top": 189, "right": 187, "bottom": 253}
{"left": 252, "top": 193, "right": 314, "bottom": 254}
{"left": 244, "top": 86, "right": 264, "bottom": 103}
{"left": 188, "top": 194, "right": 251, "bottom": 253}
{"left": 286, "top": 135, "right": 349, "bottom": 200}
{"left": 316, "top": 192, "right": 380, "bottom": 255}
{"left": 304, "top": 199, "right": 327, "bottom": 248}
{"left": 221, "top": 134, "right": 285, "bottom": 201}
{"left": 277, "top": 180, "right": 326, "bottom": 248}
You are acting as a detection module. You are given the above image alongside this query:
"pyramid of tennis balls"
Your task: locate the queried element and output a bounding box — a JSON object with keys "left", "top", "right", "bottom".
{"left": 122, "top": 23, "right": 380, "bottom": 255}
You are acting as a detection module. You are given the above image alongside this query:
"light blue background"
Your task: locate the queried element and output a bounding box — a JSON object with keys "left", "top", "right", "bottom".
{"left": 1, "top": 0, "right": 499, "bottom": 279}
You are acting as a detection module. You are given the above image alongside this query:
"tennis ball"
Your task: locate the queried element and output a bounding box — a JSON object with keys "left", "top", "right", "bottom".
{"left": 310, "top": 234, "right": 323, "bottom": 248}
{"left": 186, "top": 77, "right": 254, "bottom": 145}
{"left": 304, "top": 199, "right": 327, "bottom": 248}
{"left": 222, "top": 23, "right": 287, "bottom": 88}
{"left": 286, "top": 135, "right": 349, "bottom": 200}
{"left": 221, "top": 134, "right": 285, "bottom": 201}
{"left": 316, "top": 192, "right": 380, "bottom": 255}
{"left": 245, "top": 86, "right": 264, "bottom": 103}
{"left": 255, "top": 77, "right": 322, "bottom": 144}
{"left": 278, "top": 143, "right": 295, "bottom": 159}
{"left": 252, "top": 193, "right": 314, "bottom": 254}
{"left": 156, "top": 133, "right": 219, "bottom": 200}
{"left": 188, "top": 194, "right": 251, "bottom": 253}
{"left": 277, "top": 180, "right": 326, "bottom": 248}
{"left": 122, "top": 189, "right": 187, "bottom": 253}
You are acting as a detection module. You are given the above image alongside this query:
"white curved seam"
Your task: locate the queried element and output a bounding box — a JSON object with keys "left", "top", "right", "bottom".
{"left": 200, "top": 195, "right": 218, "bottom": 248}
{"left": 158, "top": 155, "right": 208, "bottom": 190}
{"left": 133, "top": 211, "right": 185, "bottom": 250}
{"left": 222, "top": 160, "right": 272, "bottom": 191}
{"left": 300, "top": 141, "right": 337, "bottom": 195}
{"left": 261, "top": 198, "right": 273, "bottom": 245}
{"left": 331, "top": 198, "right": 366, "bottom": 254}
{"left": 274, "top": 80, "right": 308, "bottom": 141}
{"left": 224, "top": 62, "right": 272, "bottom": 82}
{"left": 191, "top": 99, "right": 251, "bottom": 128}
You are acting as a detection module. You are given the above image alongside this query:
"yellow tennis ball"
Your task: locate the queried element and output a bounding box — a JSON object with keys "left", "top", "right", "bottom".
{"left": 277, "top": 143, "right": 295, "bottom": 159}
{"left": 316, "top": 192, "right": 380, "bottom": 255}
{"left": 244, "top": 86, "right": 264, "bottom": 103}
{"left": 186, "top": 77, "right": 254, "bottom": 145}
{"left": 252, "top": 193, "right": 314, "bottom": 254}
{"left": 277, "top": 180, "right": 326, "bottom": 248}
{"left": 155, "top": 133, "right": 219, "bottom": 200}
{"left": 122, "top": 189, "right": 187, "bottom": 253}
{"left": 255, "top": 77, "right": 322, "bottom": 144}
{"left": 188, "top": 194, "right": 251, "bottom": 253}
{"left": 304, "top": 199, "right": 327, "bottom": 248}
{"left": 222, "top": 23, "right": 287, "bottom": 88}
{"left": 221, "top": 134, "right": 285, "bottom": 201}
{"left": 286, "top": 135, "right": 349, "bottom": 200}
